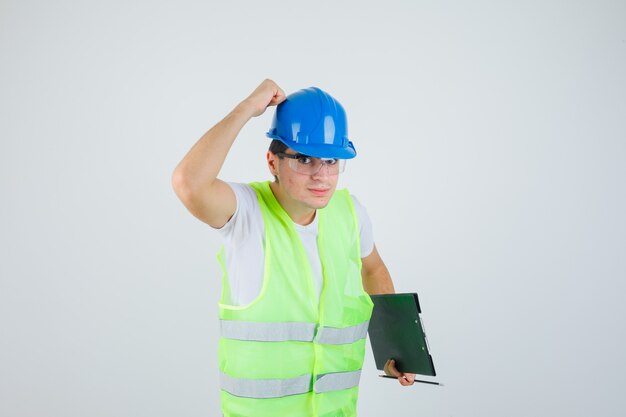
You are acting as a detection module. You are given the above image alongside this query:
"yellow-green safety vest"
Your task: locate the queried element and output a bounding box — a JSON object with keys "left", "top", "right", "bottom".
{"left": 217, "top": 181, "right": 374, "bottom": 417}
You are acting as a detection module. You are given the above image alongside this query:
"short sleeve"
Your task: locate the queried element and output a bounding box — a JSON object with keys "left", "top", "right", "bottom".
{"left": 350, "top": 194, "right": 375, "bottom": 258}
{"left": 216, "top": 182, "right": 261, "bottom": 246}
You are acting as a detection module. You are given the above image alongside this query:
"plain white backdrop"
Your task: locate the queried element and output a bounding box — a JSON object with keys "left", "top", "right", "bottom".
{"left": 1, "top": 1, "right": 625, "bottom": 416}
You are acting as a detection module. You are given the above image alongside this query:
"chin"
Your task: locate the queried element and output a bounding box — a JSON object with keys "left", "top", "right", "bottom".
{"left": 307, "top": 198, "right": 331, "bottom": 210}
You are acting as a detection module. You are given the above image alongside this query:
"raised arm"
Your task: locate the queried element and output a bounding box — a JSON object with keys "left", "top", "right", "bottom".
{"left": 171, "top": 79, "right": 285, "bottom": 228}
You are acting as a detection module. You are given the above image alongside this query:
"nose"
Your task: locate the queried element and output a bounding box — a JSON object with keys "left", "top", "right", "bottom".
{"left": 311, "top": 162, "right": 330, "bottom": 178}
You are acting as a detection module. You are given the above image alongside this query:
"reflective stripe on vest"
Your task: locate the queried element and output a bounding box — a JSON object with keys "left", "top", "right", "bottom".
{"left": 220, "top": 372, "right": 311, "bottom": 399}
{"left": 218, "top": 183, "right": 374, "bottom": 416}
{"left": 315, "top": 370, "right": 362, "bottom": 393}
{"left": 315, "top": 322, "right": 370, "bottom": 345}
{"left": 220, "top": 320, "right": 316, "bottom": 342}
{"left": 220, "top": 320, "right": 369, "bottom": 345}
{"left": 220, "top": 370, "right": 362, "bottom": 398}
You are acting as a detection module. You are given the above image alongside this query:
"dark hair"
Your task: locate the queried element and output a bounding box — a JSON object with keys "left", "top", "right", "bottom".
{"left": 268, "top": 139, "right": 288, "bottom": 155}
{"left": 268, "top": 140, "right": 288, "bottom": 182}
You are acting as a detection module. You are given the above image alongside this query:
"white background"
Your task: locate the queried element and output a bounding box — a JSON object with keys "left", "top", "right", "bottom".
{"left": 1, "top": 1, "right": 625, "bottom": 416}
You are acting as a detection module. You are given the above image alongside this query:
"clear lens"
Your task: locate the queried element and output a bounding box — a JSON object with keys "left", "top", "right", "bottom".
{"left": 287, "top": 157, "right": 346, "bottom": 175}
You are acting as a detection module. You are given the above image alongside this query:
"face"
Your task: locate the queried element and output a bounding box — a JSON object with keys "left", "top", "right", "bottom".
{"left": 267, "top": 148, "right": 339, "bottom": 210}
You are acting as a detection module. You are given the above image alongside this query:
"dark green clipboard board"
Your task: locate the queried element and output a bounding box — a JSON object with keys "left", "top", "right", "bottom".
{"left": 368, "top": 293, "right": 436, "bottom": 376}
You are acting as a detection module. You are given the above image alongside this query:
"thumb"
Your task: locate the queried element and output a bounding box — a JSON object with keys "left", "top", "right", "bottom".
{"left": 268, "top": 89, "right": 286, "bottom": 106}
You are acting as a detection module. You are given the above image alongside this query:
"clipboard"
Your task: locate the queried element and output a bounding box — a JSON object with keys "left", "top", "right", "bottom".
{"left": 368, "top": 293, "right": 437, "bottom": 377}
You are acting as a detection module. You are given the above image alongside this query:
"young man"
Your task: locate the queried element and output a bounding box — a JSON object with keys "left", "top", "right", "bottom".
{"left": 172, "top": 79, "right": 415, "bottom": 417}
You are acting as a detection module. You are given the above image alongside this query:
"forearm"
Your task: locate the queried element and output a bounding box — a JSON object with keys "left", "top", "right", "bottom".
{"left": 363, "top": 267, "right": 395, "bottom": 295}
{"left": 172, "top": 102, "right": 253, "bottom": 194}
{"left": 361, "top": 247, "right": 395, "bottom": 295}
{"left": 173, "top": 79, "right": 285, "bottom": 196}
{"left": 171, "top": 80, "right": 285, "bottom": 227}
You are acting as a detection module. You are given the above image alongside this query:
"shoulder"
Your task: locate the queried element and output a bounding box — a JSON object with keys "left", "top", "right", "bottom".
{"left": 351, "top": 193, "right": 375, "bottom": 258}
{"left": 336, "top": 190, "right": 367, "bottom": 221}
{"left": 348, "top": 193, "right": 366, "bottom": 214}
{"left": 347, "top": 194, "right": 370, "bottom": 228}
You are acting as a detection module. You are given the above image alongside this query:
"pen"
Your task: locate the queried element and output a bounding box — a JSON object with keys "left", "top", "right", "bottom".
{"left": 379, "top": 375, "right": 444, "bottom": 386}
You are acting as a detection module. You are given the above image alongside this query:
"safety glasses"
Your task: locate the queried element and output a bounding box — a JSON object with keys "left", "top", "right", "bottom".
{"left": 275, "top": 152, "right": 346, "bottom": 176}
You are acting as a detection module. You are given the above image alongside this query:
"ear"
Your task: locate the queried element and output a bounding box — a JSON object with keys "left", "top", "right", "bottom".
{"left": 266, "top": 151, "right": 278, "bottom": 176}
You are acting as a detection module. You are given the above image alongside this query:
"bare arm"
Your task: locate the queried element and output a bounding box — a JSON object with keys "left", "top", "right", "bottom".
{"left": 361, "top": 245, "right": 416, "bottom": 386}
{"left": 361, "top": 244, "right": 395, "bottom": 295}
{"left": 171, "top": 79, "right": 286, "bottom": 228}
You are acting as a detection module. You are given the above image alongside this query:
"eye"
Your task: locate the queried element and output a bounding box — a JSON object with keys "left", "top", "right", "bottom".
{"left": 296, "top": 156, "right": 313, "bottom": 165}
{"left": 322, "top": 158, "right": 339, "bottom": 166}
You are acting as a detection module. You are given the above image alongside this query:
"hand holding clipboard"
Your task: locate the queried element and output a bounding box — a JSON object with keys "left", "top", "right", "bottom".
{"left": 368, "top": 293, "right": 442, "bottom": 386}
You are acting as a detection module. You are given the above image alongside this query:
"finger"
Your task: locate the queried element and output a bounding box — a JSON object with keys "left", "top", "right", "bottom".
{"left": 387, "top": 359, "right": 402, "bottom": 378}
{"left": 383, "top": 359, "right": 392, "bottom": 375}
{"left": 399, "top": 374, "right": 417, "bottom": 386}
{"left": 268, "top": 95, "right": 283, "bottom": 106}
{"left": 251, "top": 80, "right": 283, "bottom": 106}
{"left": 269, "top": 89, "right": 286, "bottom": 106}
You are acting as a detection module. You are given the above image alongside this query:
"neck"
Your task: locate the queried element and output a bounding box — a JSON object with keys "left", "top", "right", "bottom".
{"left": 269, "top": 181, "right": 316, "bottom": 226}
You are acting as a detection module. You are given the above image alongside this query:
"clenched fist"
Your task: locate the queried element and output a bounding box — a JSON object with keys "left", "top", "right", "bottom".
{"left": 239, "top": 79, "right": 286, "bottom": 118}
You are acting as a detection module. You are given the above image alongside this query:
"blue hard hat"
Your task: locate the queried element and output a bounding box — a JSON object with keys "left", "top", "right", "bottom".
{"left": 266, "top": 87, "right": 356, "bottom": 159}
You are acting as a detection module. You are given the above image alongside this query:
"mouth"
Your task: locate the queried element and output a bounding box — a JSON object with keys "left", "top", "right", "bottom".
{"left": 309, "top": 187, "right": 330, "bottom": 196}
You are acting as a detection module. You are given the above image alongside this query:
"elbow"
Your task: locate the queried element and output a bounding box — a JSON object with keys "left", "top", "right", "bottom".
{"left": 171, "top": 167, "right": 219, "bottom": 209}
{"left": 171, "top": 167, "right": 194, "bottom": 204}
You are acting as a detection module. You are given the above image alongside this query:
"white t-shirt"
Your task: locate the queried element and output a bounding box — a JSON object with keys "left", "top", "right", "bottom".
{"left": 216, "top": 182, "right": 375, "bottom": 306}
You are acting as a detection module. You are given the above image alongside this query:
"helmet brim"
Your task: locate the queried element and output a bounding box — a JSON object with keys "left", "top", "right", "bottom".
{"left": 266, "top": 133, "right": 357, "bottom": 159}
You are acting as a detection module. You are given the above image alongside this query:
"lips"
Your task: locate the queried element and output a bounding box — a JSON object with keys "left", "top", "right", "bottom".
{"left": 309, "top": 188, "right": 330, "bottom": 196}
